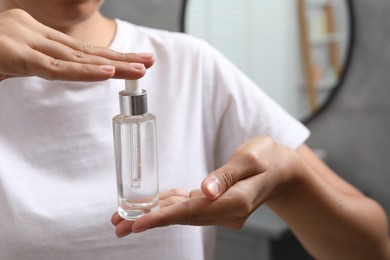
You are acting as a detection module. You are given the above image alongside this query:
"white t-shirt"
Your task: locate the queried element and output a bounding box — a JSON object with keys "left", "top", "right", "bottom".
{"left": 0, "top": 19, "right": 309, "bottom": 260}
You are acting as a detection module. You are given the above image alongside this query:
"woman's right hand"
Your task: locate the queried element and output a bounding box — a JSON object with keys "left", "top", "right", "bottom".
{"left": 0, "top": 9, "right": 154, "bottom": 82}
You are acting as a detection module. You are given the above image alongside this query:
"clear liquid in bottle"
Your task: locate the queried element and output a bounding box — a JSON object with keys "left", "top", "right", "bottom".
{"left": 113, "top": 113, "right": 159, "bottom": 220}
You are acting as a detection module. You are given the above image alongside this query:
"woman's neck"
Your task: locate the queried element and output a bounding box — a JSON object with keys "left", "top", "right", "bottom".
{"left": 62, "top": 11, "right": 116, "bottom": 47}
{"left": 0, "top": 3, "right": 116, "bottom": 47}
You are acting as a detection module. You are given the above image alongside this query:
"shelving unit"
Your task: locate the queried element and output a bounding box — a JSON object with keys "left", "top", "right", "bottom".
{"left": 297, "top": 0, "right": 343, "bottom": 112}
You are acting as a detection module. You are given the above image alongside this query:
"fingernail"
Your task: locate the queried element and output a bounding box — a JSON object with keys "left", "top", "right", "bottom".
{"left": 130, "top": 63, "right": 145, "bottom": 71}
{"left": 99, "top": 65, "right": 115, "bottom": 72}
{"left": 137, "top": 53, "right": 154, "bottom": 60}
{"left": 206, "top": 179, "right": 219, "bottom": 197}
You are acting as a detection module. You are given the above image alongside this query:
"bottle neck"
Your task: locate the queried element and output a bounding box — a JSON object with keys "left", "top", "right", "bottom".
{"left": 119, "top": 90, "right": 148, "bottom": 116}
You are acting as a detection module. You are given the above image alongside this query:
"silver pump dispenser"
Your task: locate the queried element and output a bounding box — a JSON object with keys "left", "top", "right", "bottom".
{"left": 119, "top": 90, "right": 148, "bottom": 116}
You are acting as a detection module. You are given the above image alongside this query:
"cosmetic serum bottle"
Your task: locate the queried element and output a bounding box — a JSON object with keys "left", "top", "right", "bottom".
{"left": 113, "top": 80, "right": 159, "bottom": 220}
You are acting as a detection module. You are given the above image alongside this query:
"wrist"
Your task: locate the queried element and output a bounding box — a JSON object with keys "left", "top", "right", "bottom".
{"left": 265, "top": 149, "right": 308, "bottom": 206}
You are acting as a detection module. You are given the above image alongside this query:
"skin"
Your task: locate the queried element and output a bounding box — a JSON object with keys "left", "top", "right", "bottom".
{"left": 1, "top": 1, "right": 389, "bottom": 259}
{"left": 0, "top": 0, "right": 155, "bottom": 81}
{"left": 112, "top": 136, "right": 390, "bottom": 260}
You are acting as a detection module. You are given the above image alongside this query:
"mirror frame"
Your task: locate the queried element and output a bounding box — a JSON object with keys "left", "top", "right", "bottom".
{"left": 180, "top": 0, "right": 356, "bottom": 124}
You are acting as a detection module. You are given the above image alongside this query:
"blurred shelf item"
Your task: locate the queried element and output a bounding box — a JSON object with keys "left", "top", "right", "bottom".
{"left": 298, "top": 0, "right": 343, "bottom": 112}
{"left": 310, "top": 33, "right": 344, "bottom": 45}
{"left": 306, "top": 0, "right": 340, "bottom": 8}
{"left": 299, "top": 76, "right": 337, "bottom": 91}
{"left": 317, "top": 76, "right": 338, "bottom": 90}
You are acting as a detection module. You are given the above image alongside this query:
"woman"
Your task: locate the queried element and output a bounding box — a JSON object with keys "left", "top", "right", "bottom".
{"left": 0, "top": 1, "right": 389, "bottom": 259}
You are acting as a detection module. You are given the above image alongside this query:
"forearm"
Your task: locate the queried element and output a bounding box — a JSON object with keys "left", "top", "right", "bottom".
{"left": 114, "top": 138, "right": 390, "bottom": 259}
{"left": 267, "top": 150, "right": 390, "bottom": 260}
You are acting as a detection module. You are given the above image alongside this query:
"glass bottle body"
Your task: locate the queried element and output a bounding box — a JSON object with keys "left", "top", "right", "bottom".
{"left": 113, "top": 113, "right": 159, "bottom": 220}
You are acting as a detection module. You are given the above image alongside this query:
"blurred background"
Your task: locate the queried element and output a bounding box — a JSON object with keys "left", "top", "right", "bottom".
{"left": 101, "top": 0, "right": 390, "bottom": 259}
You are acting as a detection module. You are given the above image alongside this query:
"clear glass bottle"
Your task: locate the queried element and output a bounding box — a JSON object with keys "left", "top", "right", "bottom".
{"left": 113, "top": 86, "right": 159, "bottom": 220}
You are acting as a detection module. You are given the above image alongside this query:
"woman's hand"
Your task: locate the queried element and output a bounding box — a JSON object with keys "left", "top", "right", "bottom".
{"left": 112, "top": 135, "right": 300, "bottom": 237}
{"left": 111, "top": 137, "right": 390, "bottom": 260}
{"left": 0, "top": 9, "right": 154, "bottom": 81}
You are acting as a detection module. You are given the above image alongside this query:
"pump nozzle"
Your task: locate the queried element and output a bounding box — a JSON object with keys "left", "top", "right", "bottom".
{"left": 124, "top": 80, "right": 142, "bottom": 95}
{"left": 119, "top": 80, "right": 147, "bottom": 116}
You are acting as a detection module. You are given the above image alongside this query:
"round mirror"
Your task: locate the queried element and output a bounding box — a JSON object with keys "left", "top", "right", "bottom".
{"left": 182, "top": 0, "right": 354, "bottom": 121}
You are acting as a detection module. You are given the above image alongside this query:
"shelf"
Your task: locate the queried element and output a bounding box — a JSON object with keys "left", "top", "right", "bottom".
{"left": 298, "top": 0, "right": 343, "bottom": 112}
{"left": 316, "top": 76, "right": 337, "bottom": 90}
{"left": 310, "top": 33, "right": 344, "bottom": 45}
{"left": 306, "top": 0, "right": 340, "bottom": 8}
{"left": 299, "top": 76, "right": 337, "bottom": 91}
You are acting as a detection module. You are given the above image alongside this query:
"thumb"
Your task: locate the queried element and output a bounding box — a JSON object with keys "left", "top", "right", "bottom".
{"left": 201, "top": 165, "right": 237, "bottom": 200}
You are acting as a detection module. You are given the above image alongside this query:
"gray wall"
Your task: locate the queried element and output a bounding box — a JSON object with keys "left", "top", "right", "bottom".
{"left": 307, "top": 0, "right": 390, "bottom": 219}
{"left": 100, "top": 0, "right": 183, "bottom": 31}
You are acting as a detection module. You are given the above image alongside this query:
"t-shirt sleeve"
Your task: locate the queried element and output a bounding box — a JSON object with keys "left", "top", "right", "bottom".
{"left": 201, "top": 42, "right": 310, "bottom": 168}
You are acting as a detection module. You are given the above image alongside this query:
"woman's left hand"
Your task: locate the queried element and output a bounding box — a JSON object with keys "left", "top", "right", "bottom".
{"left": 112, "top": 135, "right": 300, "bottom": 238}
{"left": 111, "top": 136, "right": 390, "bottom": 260}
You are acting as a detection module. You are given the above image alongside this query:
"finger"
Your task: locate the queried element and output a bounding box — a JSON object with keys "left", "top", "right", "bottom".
{"left": 201, "top": 156, "right": 264, "bottom": 200}
{"left": 25, "top": 49, "right": 144, "bottom": 81}
{"left": 133, "top": 210, "right": 245, "bottom": 232}
{"left": 115, "top": 219, "right": 135, "bottom": 238}
{"left": 201, "top": 163, "right": 240, "bottom": 200}
{"left": 33, "top": 39, "right": 154, "bottom": 80}
{"left": 30, "top": 56, "right": 119, "bottom": 81}
{"left": 33, "top": 38, "right": 143, "bottom": 68}
{"left": 29, "top": 42, "right": 150, "bottom": 81}
{"left": 132, "top": 195, "right": 235, "bottom": 233}
{"left": 112, "top": 189, "right": 190, "bottom": 228}
{"left": 42, "top": 27, "right": 155, "bottom": 69}
{"left": 173, "top": 215, "right": 247, "bottom": 230}
{"left": 131, "top": 198, "right": 206, "bottom": 232}
{"left": 111, "top": 212, "right": 124, "bottom": 227}
{"left": 189, "top": 189, "right": 205, "bottom": 198}
{"left": 130, "top": 206, "right": 185, "bottom": 233}
{"left": 159, "top": 189, "right": 190, "bottom": 200}
{"left": 160, "top": 196, "right": 189, "bottom": 208}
